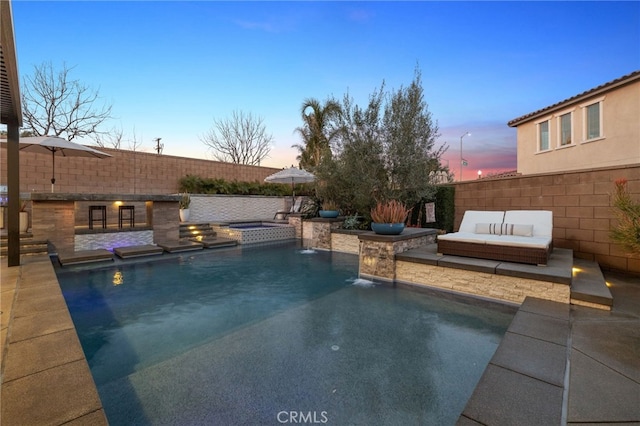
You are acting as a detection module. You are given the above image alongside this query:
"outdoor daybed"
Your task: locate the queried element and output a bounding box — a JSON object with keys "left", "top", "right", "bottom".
{"left": 437, "top": 210, "right": 553, "bottom": 265}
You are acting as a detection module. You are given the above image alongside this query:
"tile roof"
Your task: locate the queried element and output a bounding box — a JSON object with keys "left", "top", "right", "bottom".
{"left": 508, "top": 70, "right": 640, "bottom": 127}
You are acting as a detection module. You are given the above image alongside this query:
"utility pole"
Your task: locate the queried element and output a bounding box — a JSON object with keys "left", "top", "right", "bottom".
{"left": 154, "top": 137, "right": 163, "bottom": 154}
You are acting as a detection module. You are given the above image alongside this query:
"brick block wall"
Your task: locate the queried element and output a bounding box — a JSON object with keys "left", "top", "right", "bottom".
{"left": 453, "top": 165, "right": 640, "bottom": 274}
{"left": 0, "top": 146, "right": 280, "bottom": 194}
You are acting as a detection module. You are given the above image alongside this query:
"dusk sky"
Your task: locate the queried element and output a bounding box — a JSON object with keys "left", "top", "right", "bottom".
{"left": 10, "top": 1, "right": 640, "bottom": 180}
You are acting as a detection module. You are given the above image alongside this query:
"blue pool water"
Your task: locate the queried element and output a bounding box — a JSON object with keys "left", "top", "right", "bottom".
{"left": 57, "top": 242, "right": 513, "bottom": 425}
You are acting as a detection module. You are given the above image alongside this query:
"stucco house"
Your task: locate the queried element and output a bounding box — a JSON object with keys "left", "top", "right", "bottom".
{"left": 509, "top": 70, "right": 640, "bottom": 175}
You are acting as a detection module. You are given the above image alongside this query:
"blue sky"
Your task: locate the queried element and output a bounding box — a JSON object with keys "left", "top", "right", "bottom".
{"left": 10, "top": 1, "right": 640, "bottom": 179}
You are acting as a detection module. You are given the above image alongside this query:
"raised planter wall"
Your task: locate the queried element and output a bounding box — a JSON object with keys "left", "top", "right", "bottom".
{"left": 395, "top": 261, "right": 570, "bottom": 305}
{"left": 357, "top": 229, "right": 438, "bottom": 282}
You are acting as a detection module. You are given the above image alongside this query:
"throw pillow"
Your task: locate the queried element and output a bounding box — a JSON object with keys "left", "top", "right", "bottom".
{"left": 476, "top": 223, "right": 503, "bottom": 235}
{"left": 502, "top": 223, "right": 534, "bottom": 237}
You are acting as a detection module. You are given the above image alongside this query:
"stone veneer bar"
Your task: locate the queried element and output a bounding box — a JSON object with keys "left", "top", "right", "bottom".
{"left": 28, "top": 193, "right": 180, "bottom": 253}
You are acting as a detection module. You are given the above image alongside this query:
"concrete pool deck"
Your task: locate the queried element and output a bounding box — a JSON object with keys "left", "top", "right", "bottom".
{"left": 1, "top": 253, "right": 639, "bottom": 425}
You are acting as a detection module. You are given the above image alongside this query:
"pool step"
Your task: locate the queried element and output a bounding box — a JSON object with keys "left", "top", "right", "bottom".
{"left": 0, "top": 235, "right": 49, "bottom": 257}
{"left": 570, "top": 258, "right": 613, "bottom": 310}
{"left": 179, "top": 222, "right": 217, "bottom": 240}
{"left": 58, "top": 249, "right": 114, "bottom": 266}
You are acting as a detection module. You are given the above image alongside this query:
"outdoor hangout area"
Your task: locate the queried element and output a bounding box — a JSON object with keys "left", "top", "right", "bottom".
{"left": 2, "top": 193, "right": 638, "bottom": 424}
{"left": 1, "top": 65, "right": 638, "bottom": 426}
{"left": 2, "top": 146, "right": 640, "bottom": 425}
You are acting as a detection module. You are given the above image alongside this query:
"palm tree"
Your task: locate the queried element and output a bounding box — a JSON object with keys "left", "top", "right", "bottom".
{"left": 292, "top": 98, "right": 341, "bottom": 171}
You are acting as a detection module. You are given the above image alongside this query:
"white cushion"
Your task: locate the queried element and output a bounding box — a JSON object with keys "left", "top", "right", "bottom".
{"left": 504, "top": 210, "right": 552, "bottom": 238}
{"left": 459, "top": 211, "right": 505, "bottom": 233}
{"left": 437, "top": 232, "right": 488, "bottom": 244}
{"left": 483, "top": 235, "right": 551, "bottom": 249}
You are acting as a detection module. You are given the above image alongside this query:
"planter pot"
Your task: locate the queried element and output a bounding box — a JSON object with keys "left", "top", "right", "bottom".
{"left": 371, "top": 222, "right": 405, "bottom": 235}
{"left": 179, "top": 208, "right": 190, "bottom": 222}
{"left": 19, "top": 211, "right": 29, "bottom": 233}
{"left": 319, "top": 210, "right": 339, "bottom": 218}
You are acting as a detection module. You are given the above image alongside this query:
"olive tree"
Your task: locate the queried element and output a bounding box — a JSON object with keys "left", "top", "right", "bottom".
{"left": 315, "top": 88, "right": 387, "bottom": 216}
{"left": 382, "top": 67, "right": 444, "bottom": 206}
{"left": 310, "top": 66, "right": 447, "bottom": 221}
{"left": 200, "top": 110, "right": 272, "bottom": 165}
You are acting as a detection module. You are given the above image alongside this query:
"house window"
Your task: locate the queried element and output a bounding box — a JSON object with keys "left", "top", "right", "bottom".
{"left": 559, "top": 113, "right": 572, "bottom": 146}
{"left": 538, "top": 120, "right": 550, "bottom": 151}
{"left": 584, "top": 100, "right": 602, "bottom": 141}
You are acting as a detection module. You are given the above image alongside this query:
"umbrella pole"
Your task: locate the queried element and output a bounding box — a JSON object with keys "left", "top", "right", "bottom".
{"left": 51, "top": 150, "right": 56, "bottom": 193}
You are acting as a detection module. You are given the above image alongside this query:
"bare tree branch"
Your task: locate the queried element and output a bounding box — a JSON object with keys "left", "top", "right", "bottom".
{"left": 200, "top": 110, "right": 273, "bottom": 165}
{"left": 95, "top": 126, "right": 124, "bottom": 149}
{"left": 21, "top": 61, "right": 113, "bottom": 142}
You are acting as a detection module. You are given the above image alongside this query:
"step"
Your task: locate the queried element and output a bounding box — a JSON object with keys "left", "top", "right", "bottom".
{"left": 58, "top": 249, "right": 114, "bottom": 266}
{"left": 0, "top": 238, "right": 49, "bottom": 256}
{"left": 189, "top": 237, "right": 237, "bottom": 249}
{"left": 0, "top": 232, "right": 34, "bottom": 240}
{"left": 0, "top": 245, "right": 49, "bottom": 256}
{"left": 179, "top": 222, "right": 212, "bottom": 230}
{"left": 156, "top": 240, "right": 204, "bottom": 253}
{"left": 571, "top": 258, "right": 613, "bottom": 310}
{"left": 114, "top": 244, "right": 164, "bottom": 259}
{"left": 179, "top": 229, "right": 217, "bottom": 239}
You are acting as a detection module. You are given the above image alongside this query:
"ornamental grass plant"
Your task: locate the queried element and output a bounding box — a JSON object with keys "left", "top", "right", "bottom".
{"left": 179, "top": 192, "right": 191, "bottom": 209}
{"left": 610, "top": 178, "right": 640, "bottom": 255}
{"left": 322, "top": 200, "right": 339, "bottom": 211}
{"left": 370, "top": 199, "right": 412, "bottom": 224}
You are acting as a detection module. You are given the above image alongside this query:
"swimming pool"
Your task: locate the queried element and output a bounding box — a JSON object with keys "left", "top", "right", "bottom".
{"left": 57, "top": 242, "right": 513, "bottom": 425}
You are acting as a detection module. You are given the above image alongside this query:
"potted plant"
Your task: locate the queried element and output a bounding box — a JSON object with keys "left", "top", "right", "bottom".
{"left": 370, "top": 199, "right": 411, "bottom": 235}
{"left": 319, "top": 200, "right": 340, "bottom": 218}
{"left": 19, "top": 200, "right": 29, "bottom": 233}
{"left": 179, "top": 192, "right": 191, "bottom": 222}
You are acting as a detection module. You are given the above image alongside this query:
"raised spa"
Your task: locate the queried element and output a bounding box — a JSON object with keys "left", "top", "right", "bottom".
{"left": 212, "top": 221, "right": 296, "bottom": 244}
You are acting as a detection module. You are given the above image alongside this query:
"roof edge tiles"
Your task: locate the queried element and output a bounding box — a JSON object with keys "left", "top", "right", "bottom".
{"left": 507, "top": 70, "right": 640, "bottom": 127}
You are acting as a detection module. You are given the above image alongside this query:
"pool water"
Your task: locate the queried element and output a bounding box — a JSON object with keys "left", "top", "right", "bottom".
{"left": 57, "top": 242, "right": 513, "bottom": 425}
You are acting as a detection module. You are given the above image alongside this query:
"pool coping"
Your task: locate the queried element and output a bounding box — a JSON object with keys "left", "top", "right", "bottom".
{"left": 1, "top": 255, "right": 108, "bottom": 425}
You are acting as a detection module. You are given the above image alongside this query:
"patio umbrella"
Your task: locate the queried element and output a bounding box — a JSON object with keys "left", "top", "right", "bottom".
{"left": 264, "top": 166, "right": 315, "bottom": 203}
{"left": 19, "top": 136, "right": 111, "bottom": 192}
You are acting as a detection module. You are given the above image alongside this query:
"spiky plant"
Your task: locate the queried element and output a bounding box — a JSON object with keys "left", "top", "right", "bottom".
{"left": 370, "top": 200, "right": 412, "bottom": 224}
{"left": 610, "top": 178, "right": 640, "bottom": 254}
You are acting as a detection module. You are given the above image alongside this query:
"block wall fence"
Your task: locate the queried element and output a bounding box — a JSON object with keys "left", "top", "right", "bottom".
{"left": 453, "top": 164, "right": 640, "bottom": 274}
{"left": 3, "top": 143, "right": 640, "bottom": 275}
{"left": 0, "top": 145, "right": 280, "bottom": 194}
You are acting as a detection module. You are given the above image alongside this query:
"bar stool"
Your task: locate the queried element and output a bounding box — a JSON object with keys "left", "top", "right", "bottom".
{"left": 118, "top": 205, "right": 135, "bottom": 228}
{"left": 89, "top": 205, "right": 107, "bottom": 229}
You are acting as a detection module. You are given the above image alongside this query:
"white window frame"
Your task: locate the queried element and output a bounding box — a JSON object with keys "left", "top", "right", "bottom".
{"left": 580, "top": 96, "right": 605, "bottom": 143}
{"left": 535, "top": 118, "right": 551, "bottom": 153}
{"left": 555, "top": 108, "right": 575, "bottom": 148}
